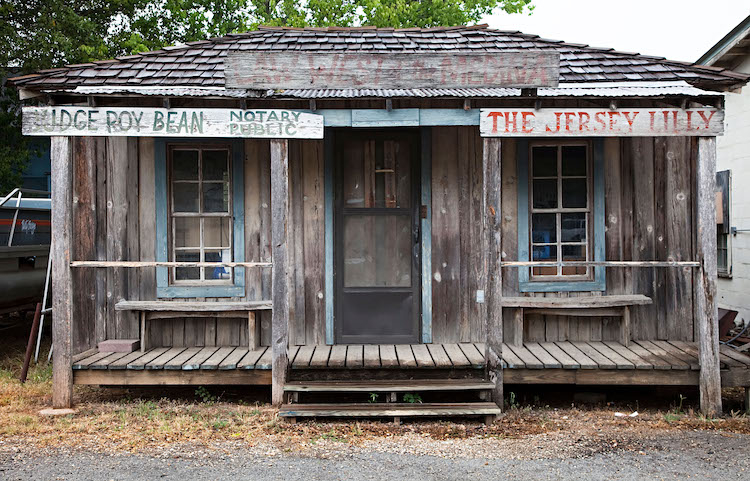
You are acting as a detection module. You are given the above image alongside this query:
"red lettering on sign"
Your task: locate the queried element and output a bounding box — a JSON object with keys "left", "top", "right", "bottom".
{"left": 546, "top": 112, "right": 562, "bottom": 132}
{"left": 487, "top": 112, "right": 503, "bottom": 133}
{"left": 564, "top": 112, "right": 576, "bottom": 131}
{"left": 622, "top": 112, "right": 639, "bottom": 132}
{"left": 697, "top": 110, "right": 716, "bottom": 129}
{"left": 578, "top": 112, "right": 590, "bottom": 131}
{"left": 522, "top": 112, "right": 535, "bottom": 133}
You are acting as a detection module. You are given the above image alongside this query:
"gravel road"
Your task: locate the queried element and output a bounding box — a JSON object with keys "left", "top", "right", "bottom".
{"left": 1, "top": 430, "right": 748, "bottom": 480}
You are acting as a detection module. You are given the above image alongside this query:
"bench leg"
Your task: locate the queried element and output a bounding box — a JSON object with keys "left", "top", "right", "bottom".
{"left": 509, "top": 308, "right": 523, "bottom": 346}
{"left": 248, "top": 311, "right": 259, "bottom": 351}
{"left": 620, "top": 306, "right": 631, "bottom": 347}
{"left": 140, "top": 311, "right": 147, "bottom": 352}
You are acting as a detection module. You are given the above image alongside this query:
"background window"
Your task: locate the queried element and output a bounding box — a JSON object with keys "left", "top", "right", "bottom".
{"left": 169, "top": 145, "right": 232, "bottom": 285}
{"left": 529, "top": 144, "right": 591, "bottom": 281}
{"left": 716, "top": 169, "right": 731, "bottom": 277}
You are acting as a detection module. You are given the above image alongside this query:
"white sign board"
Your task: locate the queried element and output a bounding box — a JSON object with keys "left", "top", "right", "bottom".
{"left": 480, "top": 108, "right": 724, "bottom": 137}
{"left": 22, "top": 107, "right": 324, "bottom": 139}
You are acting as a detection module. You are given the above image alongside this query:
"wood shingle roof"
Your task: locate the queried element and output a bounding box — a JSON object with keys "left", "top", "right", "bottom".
{"left": 11, "top": 25, "right": 749, "bottom": 92}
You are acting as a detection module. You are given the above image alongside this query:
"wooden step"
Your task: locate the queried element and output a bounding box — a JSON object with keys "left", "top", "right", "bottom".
{"left": 279, "top": 402, "right": 502, "bottom": 419}
{"left": 284, "top": 380, "right": 495, "bottom": 393}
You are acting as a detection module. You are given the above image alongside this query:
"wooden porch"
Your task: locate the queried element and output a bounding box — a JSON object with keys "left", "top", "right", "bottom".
{"left": 71, "top": 341, "right": 750, "bottom": 388}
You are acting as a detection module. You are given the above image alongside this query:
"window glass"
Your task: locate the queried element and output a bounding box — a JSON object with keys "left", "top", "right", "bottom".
{"left": 344, "top": 215, "right": 411, "bottom": 287}
{"left": 532, "top": 146, "right": 557, "bottom": 177}
{"left": 562, "top": 146, "right": 587, "bottom": 176}
{"left": 532, "top": 179, "right": 557, "bottom": 209}
{"left": 562, "top": 179, "right": 587, "bottom": 208}
{"left": 173, "top": 183, "right": 199, "bottom": 212}
{"left": 341, "top": 139, "right": 410, "bottom": 209}
{"left": 173, "top": 150, "right": 199, "bottom": 180}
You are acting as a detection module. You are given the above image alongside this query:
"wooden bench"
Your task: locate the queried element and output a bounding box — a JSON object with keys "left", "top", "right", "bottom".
{"left": 500, "top": 294, "right": 652, "bottom": 347}
{"left": 115, "top": 300, "right": 272, "bottom": 352}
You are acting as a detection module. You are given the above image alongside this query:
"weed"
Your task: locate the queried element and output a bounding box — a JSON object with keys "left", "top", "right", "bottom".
{"left": 368, "top": 393, "right": 379, "bottom": 403}
{"left": 212, "top": 418, "right": 229, "bottom": 430}
{"left": 403, "top": 393, "right": 422, "bottom": 404}
{"left": 508, "top": 392, "right": 519, "bottom": 410}
{"left": 664, "top": 413, "right": 681, "bottom": 423}
{"left": 195, "top": 386, "right": 218, "bottom": 404}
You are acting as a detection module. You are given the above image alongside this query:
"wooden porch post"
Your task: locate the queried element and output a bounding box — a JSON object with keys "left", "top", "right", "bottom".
{"left": 695, "top": 136, "right": 722, "bottom": 416}
{"left": 51, "top": 136, "right": 74, "bottom": 409}
{"left": 270, "top": 139, "right": 290, "bottom": 406}
{"left": 483, "top": 137, "right": 503, "bottom": 410}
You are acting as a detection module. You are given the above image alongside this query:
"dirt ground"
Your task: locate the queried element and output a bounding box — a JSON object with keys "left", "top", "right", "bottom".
{"left": 1, "top": 315, "right": 749, "bottom": 472}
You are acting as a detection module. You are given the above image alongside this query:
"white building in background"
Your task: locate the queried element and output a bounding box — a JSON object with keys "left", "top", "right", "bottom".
{"left": 699, "top": 15, "right": 750, "bottom": 327}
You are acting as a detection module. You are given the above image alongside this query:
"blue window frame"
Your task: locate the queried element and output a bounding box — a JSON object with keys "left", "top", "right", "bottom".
{"left": 155, "top": 138, "right": 245, "bottom": 298}
{"left": 517, "top": 139, "right": 606, "bottom": 292}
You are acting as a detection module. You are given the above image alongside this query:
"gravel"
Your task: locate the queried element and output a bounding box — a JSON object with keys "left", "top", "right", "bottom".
{"left": 1, "top": 430, "right": 748, "bottom": 480}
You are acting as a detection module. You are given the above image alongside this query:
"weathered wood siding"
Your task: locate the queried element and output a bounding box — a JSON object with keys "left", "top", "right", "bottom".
{"left": 496, "top": 136, "right": 697, "bottom": 343}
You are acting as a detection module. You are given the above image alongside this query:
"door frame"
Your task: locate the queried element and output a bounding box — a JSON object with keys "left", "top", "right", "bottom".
{"left": 331, "top": 128, "right": 422, "bottom": 345}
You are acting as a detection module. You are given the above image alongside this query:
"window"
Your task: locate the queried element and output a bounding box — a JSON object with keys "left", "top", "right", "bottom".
{"left": 529, "top": 144, "right": 591, "bottom": 281}
{"left": 155, "top": 139, "right": 245, "bottom": 298}
{"left": 169, "top": 145, "right": 233, "bottom": 285}
{"left": 717, "top": 228, "right": 729, "bottom": 276}
{"left": 517, "top": 139, "right": 605, "bottom": 292}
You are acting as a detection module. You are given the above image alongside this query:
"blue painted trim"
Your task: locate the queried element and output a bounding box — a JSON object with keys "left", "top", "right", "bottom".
{"left": 419, "top": 109, "right": 481, "bottom": 126}
{"left": 351, "top": 109, "right": 420, "bottom": 127}
{"left": 420, "top": 128, "right": 433, "bottom": 344}
{"left": 324, "top": 132, "right": 335, "bottom": 345}
{"left": 300, "top": 109, "right": 481, "bottom": 127}
{"left": 154, "top": 138, "right": 246, "bottom": 299}
{"left": 517, "top": 139, "right": 607, "bottom": 293}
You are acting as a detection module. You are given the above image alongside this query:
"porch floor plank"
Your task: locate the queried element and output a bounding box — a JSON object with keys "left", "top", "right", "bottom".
{"left": 395, "top": 344, "right": 417, "bottom": 368}
{"left": 525, "top": 343, "right": 562, "bottom": 369}
{"left": 288, "top": 346, "right": 300, "bottom": 365}
{"left": 669, "top": 341, "right": 727, "bottom": 369}
{"left": 458, "top": 343, "right": 484, "bottom": 368}
{"left": 182, "top": 347, "right": 219, "bottom": 371}
{"left": 719, "top": 344, "right": 750, "bottom": 368}
{"left": 499, "top": 344, "right": 526, "bottom": 369}
{"left": 254, "top": 347, "right": 273, "bottom": 370}
{"left": 74, "top": 351, "right": 115, "bottom": 369}
{"left": 219, "top": 348, "right": 249, "bottom": 370}
{"left": 572, "top": 342, "right": 617, "bottom": 369}
{"left": 328, "top": 345, "right": 348, "bottom": 368}
{"left": 201, "top": 347, "right": 237, "bottom": 370}
{"left": 128, "top": 347, "right": 170, "bottom": 370}
{"left": 146, "top": 347, "right": 186, "bottom": 370}
{"left": 72, "top": 348, "right": 98, "bottom": 364}
{"left": 309, "top": 345, "right": 332, "bottom": 368}
{"left": 634, "top": 341, "right": 690, "bottom": 370}
{"left": 378, "top": 345, "right": 399, "bottom": 368}
{"left": 554, "top": 342, "right": 597, "bottom": 369}
{"left": 603, "top": 342, "right": 653, "bottom": 369}
{"left": 442, "top": 343, "right": 471, "bottom": 367}
{"left": 165, "top": 347, "right": 202, "bottom": 370}
{"left": 363, "top": 345, "right": 381, "bottom": 368}
{"left": 588, "top": 342, "right": 635, "bottom": 370}
{"left": 412, "top": 344, "right": 435, "bottom": 368}
{"left": 651, "top": 341, "right": 699, "bottom": 370}
{"left": 87, "top": 352, "right": 130, "bottom": 370}
{"left": 505, "top": 344, "right": 543, "bottom": 369}
{"left": 426, "top": 344, "right": 452, "bottom": 368}
{"left": 108, "top": 349, "right": 156, "bottom": 370}
{"left": 627, "top": 343, "right": 673, "bottom": 370}
{"left": 346, "top": 345, "right": 364, "bottom": 368}
{"left": 539, "top": 342, "right": 578, "bottom": 369}
{"left": 293, "top": 345, "right": 316, "bottom": 369}
{"left": 238, "top": 347, "right": 267, "bottom": 369}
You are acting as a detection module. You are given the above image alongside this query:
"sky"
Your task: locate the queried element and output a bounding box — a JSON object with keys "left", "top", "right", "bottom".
{"left": 483, "top": 0, "right": 750, "bottom": 62}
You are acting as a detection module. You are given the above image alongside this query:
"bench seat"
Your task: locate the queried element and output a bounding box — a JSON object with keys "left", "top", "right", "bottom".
{"left": 115, "top": 300, "right": 272, "bottom": 352}
{"left": 501, "top": 295, "right": 652, "bottom": 347}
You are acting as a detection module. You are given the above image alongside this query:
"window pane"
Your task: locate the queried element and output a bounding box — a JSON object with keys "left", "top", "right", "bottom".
{"left": 204, "top": 217, "right": 232, "bottom": 248}
{"left": 562, "top": 146, "right": 587, "bottom": 176}
{"left": 532, "top": 213, "right": 556, "bottom": 243}
{"left": 173, "top": 150, "right": 199, "bottom": 180}
{"left": 342, "top": 141, "right": 365, "bottom": 208}
{"left": 562, "top": 178, "right": 587, "bottom": 208}
{"left": 532, "top": 146, "right": 557, "bottom": 177}
{"left": 174, "top": 217, "right": 200, "bottom": 248}
{"left": 204, "top": 249, "right": 232, "bottom": 280}
{"left": 175, "top": 251, "right": 199, "bottom": 280}
{"left": 561, "top": 213, "right": 587, "bottom": 242}
{"left": 173, "top": 183, "right": 199, "bottom": 212}
{"left": 562, "top": 244, "right": 587, "bottom": 276}
{"left": 203, "top": 182, "right": 229, "bottom": 212}
{"left": 376, "top": 140, "right": 410, "bottom": 208}
{"left": 532, "top": 179, "right": 557, "bottom": 209}
{"left": 202, "top": 150, "right": 229, "bottom": 181}
{"left": 532, "top": 244, "right": 557, "bottom": 261}
{"left": 344, "top": 215, "right": 411, "bottom": 287}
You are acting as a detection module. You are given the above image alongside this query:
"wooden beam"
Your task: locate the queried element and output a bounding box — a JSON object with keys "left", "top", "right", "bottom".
{"left": 51, "top": 136, "right": 74, "bottom": 409}
{"left": 483, "top": 137, "right": 503, "bottom": 410}
{"left": 270, "top": 139, "right": 290, "bottom": 405}
{"left": 695, "top": 136, "right": 722, "bottom": 416}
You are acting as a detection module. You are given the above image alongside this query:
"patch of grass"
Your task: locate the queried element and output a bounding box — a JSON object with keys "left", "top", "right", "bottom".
{"left": 402, "top": 393, "right": 422, "bottom": 404}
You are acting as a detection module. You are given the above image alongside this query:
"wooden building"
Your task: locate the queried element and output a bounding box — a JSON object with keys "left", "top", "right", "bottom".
{"left": 12, "top": 25, "right": 750, "bottom": 420}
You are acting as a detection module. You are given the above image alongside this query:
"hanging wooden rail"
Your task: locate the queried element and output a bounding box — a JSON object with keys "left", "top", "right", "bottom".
{"left": 501, "top": 260, "right": 701, "bottom": 268}
{"left": 70, "top": 261, "right": 272, "bottom": 268}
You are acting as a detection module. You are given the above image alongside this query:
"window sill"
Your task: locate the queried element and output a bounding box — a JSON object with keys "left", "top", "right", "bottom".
{"left": 519, "top": 279, "right": 606, "bottom": 293}
{"left": 718, "top": 271, "right": 732, "bottom": 279}
{"left": 157, "top": 285, "right": 245, "bottom": 298}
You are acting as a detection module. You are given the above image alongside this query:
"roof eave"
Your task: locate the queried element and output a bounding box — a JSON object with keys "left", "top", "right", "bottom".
{"left": 697, "top": 15, "right": 750, "bottom": 66}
